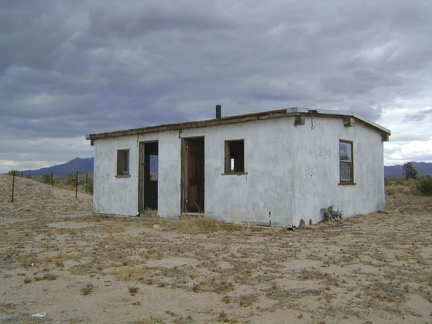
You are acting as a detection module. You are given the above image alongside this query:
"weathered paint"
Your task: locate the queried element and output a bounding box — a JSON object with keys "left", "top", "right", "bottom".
{"left": 91, "top": 111, "right": 388, "bottom": 227}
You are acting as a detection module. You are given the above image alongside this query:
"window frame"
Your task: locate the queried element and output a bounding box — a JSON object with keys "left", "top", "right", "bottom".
{"left": 116, "top": 149, "right": 130, "bottom": 177}
{"left": 339, "top": 140, "right": 355, "bottom": 185}
{"left": 224, "top": 139, "right": 246, "bottom": 174}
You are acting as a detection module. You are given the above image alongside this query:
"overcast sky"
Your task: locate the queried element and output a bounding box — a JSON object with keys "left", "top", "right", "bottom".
{"left": 1, "top": 0, "right": 432, "bottom": 173}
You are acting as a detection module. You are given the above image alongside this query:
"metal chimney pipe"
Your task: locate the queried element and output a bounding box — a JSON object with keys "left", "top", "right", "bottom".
{"left": 216, "top": 105, "right": 221, "bottom": 119}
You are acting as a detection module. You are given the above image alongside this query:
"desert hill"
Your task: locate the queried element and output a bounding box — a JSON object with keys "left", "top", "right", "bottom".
{"left": 0, "top": 175, "right": 92, "bottom": 220}
{"left": 385, "top": 162, "right": 432, "bottom": 178}
{"left": 20, "top": 157, "right": 94, "bottom": 176}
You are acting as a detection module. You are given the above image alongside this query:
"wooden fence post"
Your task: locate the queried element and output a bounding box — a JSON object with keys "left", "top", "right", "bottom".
{"left": 76, "top": 171, "right": 78, "bottom": 199}
{"left": 11, "top": 171, "right": 16, "bottom": 202}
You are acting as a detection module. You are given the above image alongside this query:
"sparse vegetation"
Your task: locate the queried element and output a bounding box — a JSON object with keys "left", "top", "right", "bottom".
{"left": 84, "top": 178, "right": 93, "bottom": 194}
{"left": 386, "top": 177, "right": 432, "bottom": 196}
{"left": 321, "top": 205, "right": 343, "bottom": 223}
{"left": 128, "top": 286, "right": 139, "bottom": 296}
{"left": 238, "top": 294, "right": 257, "bottom": 307}
{"left": 0, "top": 174, "right": 431, "bottom": 322}
{"left": 33, "top": 273, "right": 58, "bottom": 281}
{"left": 81, "top": 284, "right": 94, "bottom": 296}
{"left": 7, "top": 171, "right": 94, "bottom": 195}
{"left": 64, "top": 174, "right": 78, "bottom": 186}
{"left": 416, "top": 176, "right": 432, "bottom": 195}
{"left": 41, "top": 173, "right": 54, "bottom": 185}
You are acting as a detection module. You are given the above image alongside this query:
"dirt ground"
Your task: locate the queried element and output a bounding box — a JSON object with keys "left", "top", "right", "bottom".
{"left": 1, "top": 175, "right": 431, "bottom": 323}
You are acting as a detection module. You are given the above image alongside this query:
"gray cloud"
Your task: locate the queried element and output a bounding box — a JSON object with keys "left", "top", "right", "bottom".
{"left": 403, "top": 108, "right": 432, "bottom": 122}
{"left": 349, "top": 104, "right": 384, "bottom": 122}
{"left": 1, "top": 0, "right": 432, "bottom": 171}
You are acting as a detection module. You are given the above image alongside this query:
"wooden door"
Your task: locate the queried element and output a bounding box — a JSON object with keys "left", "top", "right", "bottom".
{"left": 183, "top": 138, "right": 204, "bottom": 213}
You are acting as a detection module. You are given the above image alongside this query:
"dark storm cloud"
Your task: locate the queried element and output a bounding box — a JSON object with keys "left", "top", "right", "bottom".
{"left": 404, "top": 108, "right": 432, "bottom": 122}
{"left": 87, "top": 1, "right": 233, "bottom": 39}
{"left": 1, "top": 0, "right": 432, "bottom": 171}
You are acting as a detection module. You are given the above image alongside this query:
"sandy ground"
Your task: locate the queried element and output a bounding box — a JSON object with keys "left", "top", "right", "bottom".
{"left": 0, "top": 175, "right": 431, "bottom": 323}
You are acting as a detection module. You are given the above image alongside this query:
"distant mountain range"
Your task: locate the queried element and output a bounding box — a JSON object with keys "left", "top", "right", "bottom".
{"left": 21, "top": 157, "right": 94, "bottom": 176}
{"left": 16, "top": 158, "right": 432, "bottom": 178}
{"left": 384, "top": 162, "right": 432, "bottom": 178}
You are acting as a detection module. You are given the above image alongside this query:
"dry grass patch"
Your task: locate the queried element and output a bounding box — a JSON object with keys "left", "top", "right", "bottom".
{"left": 112, "top": 265, "right": 146, "bottom": 279}
{"left": 193, "top": 278, "right": 235, "bottom": 294}
{"left": 81, "top": 284, "right": 94, "bottom": 296}
{"left": 33, "top": 273, "right": 58, "bottom": 281}
{"left": 145, "top": 214, "right": 263, "bottom": 235}
{"left": 237, "top": 294, "right": 258, "bottom": 307}
{"left": 1, "top": 176, "right": 431, "bottom": 323}
{"left": 128, "top": 286, "right": 139, "bottom": 296}
{"left": 133, "top": 316, "right": 165, "bottom": 324}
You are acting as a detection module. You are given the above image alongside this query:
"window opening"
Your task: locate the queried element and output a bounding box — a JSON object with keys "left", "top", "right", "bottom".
{"left": 117, "top": 149, "right": 130, "bottom": 176}
{"left": 339, "top": 141, "right": 353, "bottom": 183}
{"left": 225, "top": 140, "right": 245, "bottom": 173}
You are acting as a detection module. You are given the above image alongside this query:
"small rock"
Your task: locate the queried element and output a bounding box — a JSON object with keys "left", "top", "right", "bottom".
{"left": 298, "top": 219, "right": 306, "bottom": 228}
{"left": 31, "top": 312, "right": 46, "bottom": 318}
{"left": 0, "top": 313, "right": 9, "bottom": 321}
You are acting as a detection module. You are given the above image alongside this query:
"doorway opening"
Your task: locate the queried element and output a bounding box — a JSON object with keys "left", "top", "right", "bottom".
{"left": 182, "top": 137, "right": 205, "bottom": 213}
{"left": 139, "top": 141, "right": 158, "bottom": 212}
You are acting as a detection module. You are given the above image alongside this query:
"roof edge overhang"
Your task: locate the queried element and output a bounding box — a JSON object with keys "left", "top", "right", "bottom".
{"left": 286, "top": 107, "right": 391, "bottom": 138}
{"left": 86, "top": 107, "right": 391, "bottom": 144}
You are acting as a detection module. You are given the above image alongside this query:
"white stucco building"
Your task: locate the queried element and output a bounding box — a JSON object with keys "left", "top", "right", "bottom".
{"left": 86, "top": 107, "right": 391, "bottom": 227}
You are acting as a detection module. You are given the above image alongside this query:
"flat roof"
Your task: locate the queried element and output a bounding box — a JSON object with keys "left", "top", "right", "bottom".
{"left": 86, "top": 107, "right": 391, "bottom": 143}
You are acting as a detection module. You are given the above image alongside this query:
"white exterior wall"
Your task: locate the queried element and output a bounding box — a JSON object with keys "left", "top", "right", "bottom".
{"left": 143, "top": 131, "right": 181, "bottom": 218}
{"left": 93, "top": 135, "right": 139, "bottom": 216}
{"left": 290, "top": 117, "right": 385, "bottom": 226}
{"left": 180, "top": 119, "right": 294, "bottom": 226}
{"left": 92, "top": 115, "right": 385, "bottom": 227}
{"left": 93, "top": 131, "right": 183, "bottom": 217}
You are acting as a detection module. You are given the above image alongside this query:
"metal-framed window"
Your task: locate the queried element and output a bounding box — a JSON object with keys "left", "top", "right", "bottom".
{"left": 339, "top": 140, "right": 354, "bottom": 184}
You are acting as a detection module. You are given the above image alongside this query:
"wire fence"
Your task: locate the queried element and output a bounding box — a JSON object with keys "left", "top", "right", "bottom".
{"left": 9, "top": 171, "right": 93, "bottom": 202}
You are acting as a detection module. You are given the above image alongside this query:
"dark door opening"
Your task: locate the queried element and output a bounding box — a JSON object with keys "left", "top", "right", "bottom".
{"left": 182, "top": 137, "right": 205, "bottom": 213}
{"left": 139, "top": 142, "right": 158, "bottom": 211}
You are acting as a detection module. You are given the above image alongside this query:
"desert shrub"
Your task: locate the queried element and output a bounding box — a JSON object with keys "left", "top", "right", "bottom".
{"left": 321, "top": 206, "right": 343, "bottom": 223}
{"left": 416, "top": 176, "right": 432, "bottom": 196}
{"left": 399, "top": 185, "right": 414, "bottom": 195}
{"left": 386, "top": 186, "right": 397, "bottom": 196}
{"left": 128, "top": 286, "right": 139, "bottom": 296}
{"left": 385, "top": 177, "right": 399, "bottom": 186}
{"left": 386, "top": 178, "right": 417, "bottom": 195}
{"left": 85, "top": 178, "right": 93, "bottom": 194}
{"left": 64, "top": 174, "right": 77, "bottom": 186}
{"left": 41, "top": 173, "right": 54, "bottom": 185}
{"left": 81, "top": 284, "right": 94, "bottom": 296}
{"left": 405, "top": 178, "right": 419, "bottom": 193}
